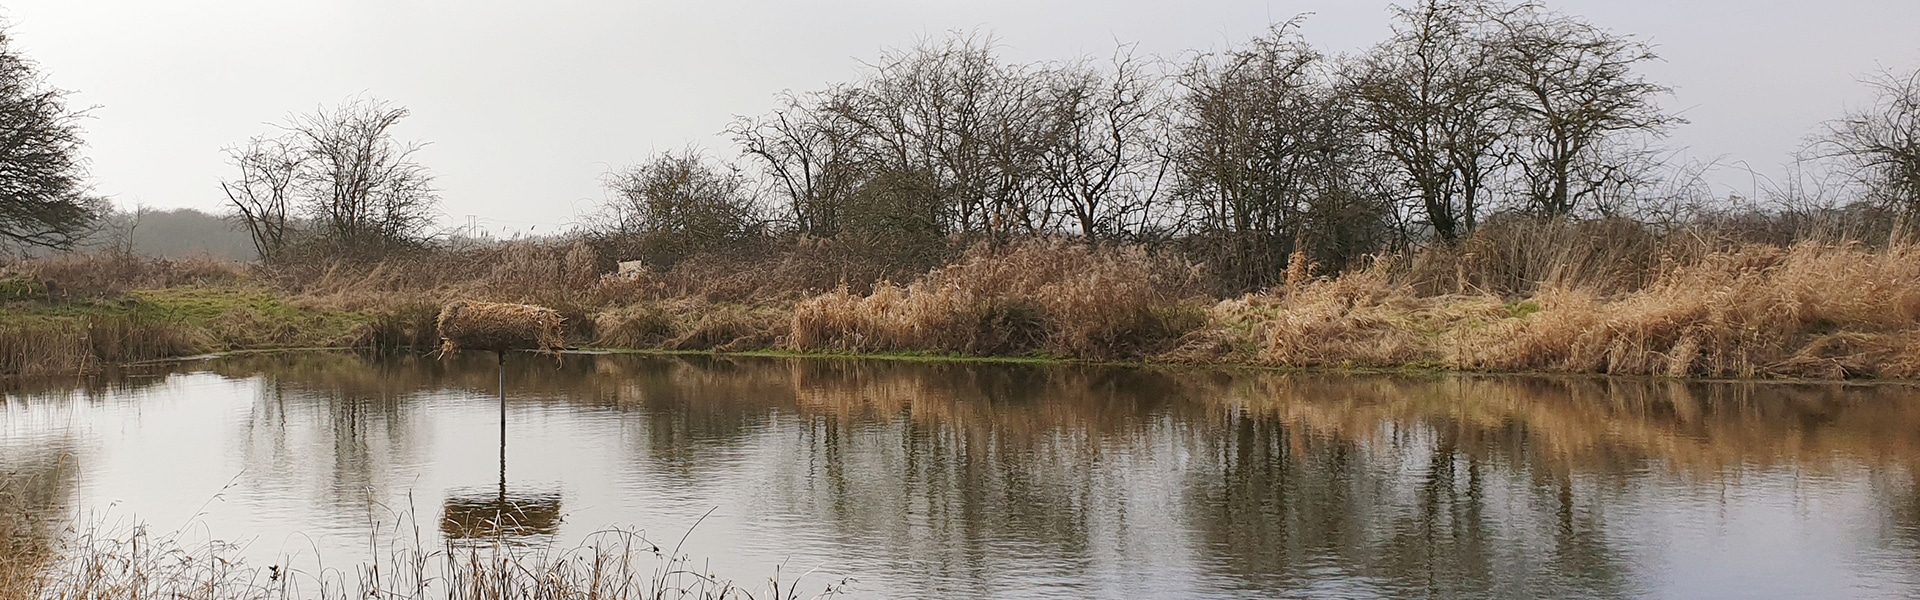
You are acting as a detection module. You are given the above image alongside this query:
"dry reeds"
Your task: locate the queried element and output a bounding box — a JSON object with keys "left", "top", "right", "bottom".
{"left": 435, "top": 300, "right": 567, "bottom": 355}
{"left": 0, "top": 253, "right": 247, "bottom": 300}
{"left": 0, "top": 315, "right": 213, "bottom": 379}
{"left": 1173, "top": 240, "right": 1920, "bottom": 379}
{"left": 10, "top": 224, "right": 1920, "bottom": 380}
{"left": 592, "top": 299, "right": 786, "bottom": 351}
{"left": 1169, "top": 262, "right": 1509, "bottom": 368}
{"left": 18, "top": 517, "right": 848, "bottom": 600}
{"left": 789, "top": 239, "right": 1206, "bottom": 358}
{"left": 1458, "top": 242, "right": 1920, "bottom": 378}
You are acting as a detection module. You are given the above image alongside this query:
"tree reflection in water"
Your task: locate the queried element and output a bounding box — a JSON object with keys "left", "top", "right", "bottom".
{"left": 7, "top": 351, "right": 1919, "bottom": 598}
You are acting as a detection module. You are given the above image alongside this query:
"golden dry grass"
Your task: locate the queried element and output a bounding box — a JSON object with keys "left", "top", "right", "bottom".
{"left": 7, "top": 232, "right": 1920, "bottom": 381}
{"left": 1174, "top": 241, "right": 1920, "bottom": 379}
{"left": 0, "top": 314, "right": 216, "bottom": 379}
{"left": 0, "top": 253, "right": 248, "bottom": 300}
{"left": 1457, "top": 242, "right": 1920, "bottom": 378}
{"left": 790, "top": 239, "right": 1207, "bottom": 358}
{"left": 594, "top": 299, "right": 786, "bottom": 351}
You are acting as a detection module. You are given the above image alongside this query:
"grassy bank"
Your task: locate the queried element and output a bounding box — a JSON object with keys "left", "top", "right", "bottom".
{"left": 3, "top": 231, "right": 1919, "bottom": 381}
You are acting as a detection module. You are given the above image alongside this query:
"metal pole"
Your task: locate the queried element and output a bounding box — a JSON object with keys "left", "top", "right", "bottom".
{"left": 491, "top": 351, "right": 499, "bottom": 500}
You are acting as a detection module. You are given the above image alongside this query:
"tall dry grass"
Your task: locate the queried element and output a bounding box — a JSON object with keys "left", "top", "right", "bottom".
{"left": 1457, "top": 242, "right": 1920, "bottom": 378}
{"left": 8, "top": 222, "right": 1920, "bottom": 380}
{"left": 594, "top": 300, "right": 786, "bottom": 351}
{"left": 0, "top": 253, "right": 248, "bottom": 301}
{"left": 1166, "top": 265, "right": 1509, "bottom": 368}
{"left": 0, "top": 315, "right": 214, "bottom": 379}
{"left": 1177, "top": 240, "right": 1920, "bottom": 379}
{"left": 789, "top": 239, "right": 1207, "bottom": 358}
{"left": 16, "top": 518, "right": 848, "bottom": 600}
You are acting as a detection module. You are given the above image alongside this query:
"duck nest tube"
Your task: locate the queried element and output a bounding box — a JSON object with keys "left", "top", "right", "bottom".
{"left": 436, "top": 300, "right": 567, "bottom": 355}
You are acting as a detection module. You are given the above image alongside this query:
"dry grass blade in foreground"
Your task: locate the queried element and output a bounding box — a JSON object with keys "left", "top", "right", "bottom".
{"left": 17, "top": 517, "right": 850, "bottom": 600}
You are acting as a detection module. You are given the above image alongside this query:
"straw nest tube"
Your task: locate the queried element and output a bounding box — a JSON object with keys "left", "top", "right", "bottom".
{"left": 436, "top": 300, "right": 567, "bottom": 354}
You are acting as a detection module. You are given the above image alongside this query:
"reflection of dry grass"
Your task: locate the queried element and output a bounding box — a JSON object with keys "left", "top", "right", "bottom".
{"left": 1212, "top": 375, "right": 1920, "bottom": 474}
{"left": 0, "top": 445, "right": 76, "bottom": 595}
{"left": 783, "top": 358, "right": 1204, "bottom": 440}
{"left": 125, "top": 351, "right": 1920, "bottom": 477}
{"left": 774, "top": 358, "right": 1920, "bottom": 476}
{"left": 10, "top": 352, "right": 1920, "bottom": 595}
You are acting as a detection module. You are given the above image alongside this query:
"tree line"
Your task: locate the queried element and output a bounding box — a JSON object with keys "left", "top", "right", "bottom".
{"left": 589, "top": 0, "right": 1856, "bottom": 290}
{"left": 598, "top": 0, "right": 1692, "bottom": 289}
{"left": 0, "top": 0, "right": 1911, "bottom": 293}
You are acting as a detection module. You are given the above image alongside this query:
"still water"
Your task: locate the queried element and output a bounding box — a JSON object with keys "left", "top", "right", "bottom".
{"left": 4, "top": 352, "right": 1920, "bottom": 599}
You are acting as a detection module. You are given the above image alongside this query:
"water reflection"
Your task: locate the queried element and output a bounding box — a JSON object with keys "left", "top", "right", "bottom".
{"left": 441, "top": 490, "right": 563, "bottom": 541}
{"left": 0, "top": 436, "right": 76, "bottom": 587}
{"left": 4, "top": 352, "right": 1919, "bottom": 599}
{"left": 441, "top": 357, "right": 563, "bottom": 544}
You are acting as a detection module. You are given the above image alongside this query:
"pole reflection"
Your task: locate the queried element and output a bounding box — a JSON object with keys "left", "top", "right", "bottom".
{"left": 440, "top": 352, "right": 562, "bottom": 544}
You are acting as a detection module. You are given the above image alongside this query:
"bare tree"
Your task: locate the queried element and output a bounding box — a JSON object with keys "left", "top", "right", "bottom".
{"left": 291, "top": 100, "right": 437, "bottom": 251}
{"left": 730, "top": 89, "right": 868, "bottom": 237}
{"left": 598, "top": 149, "right": 760, "bottom": 265}
{"left": 1171, "top": 20, "right": 1393, "bottom": 288}
{"left": 221, "top": 136, "right": 300, "bottom": 261}
{"left": 827, "top": 32, "right": 1052, "bottom": 242}
{"left": 1491, "top": 2, "right": 1678, "bottom": 218}
{"left": 1035, "top": 48, "right": 1169, "bottom": 242}
{"left": 223, "top": 98, "right": 438, "bottom": 261}
{"left": 1820, "top": 68, "right": 1920, "bottom": 222}
{"left": 0, "top": 27, "right": 102, "bottom": 251}
{"left": 1170, "top": 19, "right": 1323, "bottom": 262}
{"left": 1348, "top": 0, "right": 1504, "bottom": 244}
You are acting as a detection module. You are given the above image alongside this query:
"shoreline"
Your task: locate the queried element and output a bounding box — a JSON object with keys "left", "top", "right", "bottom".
{"left": 67, "top": 343, "right": 1920, "bottom": 389}
{"left": 6, "top": 240, "right": 1920, "bottom": 385}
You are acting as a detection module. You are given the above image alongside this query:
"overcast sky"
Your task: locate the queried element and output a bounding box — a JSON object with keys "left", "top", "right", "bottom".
{"left": 5, "top": 0, "right": 1918, "bottom": 236}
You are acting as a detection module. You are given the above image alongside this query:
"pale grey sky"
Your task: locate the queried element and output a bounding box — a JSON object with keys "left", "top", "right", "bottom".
{"left": 6, "top": 0, "right": 1918, "bottom": 236}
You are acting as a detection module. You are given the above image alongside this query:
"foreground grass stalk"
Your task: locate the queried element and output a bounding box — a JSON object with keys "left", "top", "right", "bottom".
{"left": 17, "top": 517, "right": 848, "bottom": 600}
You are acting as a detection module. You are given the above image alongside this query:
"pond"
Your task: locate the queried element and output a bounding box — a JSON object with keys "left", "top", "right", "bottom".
{"left": 3, "top": 352, "right": 1919, "bottom": 599}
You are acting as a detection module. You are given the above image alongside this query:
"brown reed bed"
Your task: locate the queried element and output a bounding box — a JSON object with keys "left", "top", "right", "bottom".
{"left": 789, "top": 239, "right": 1207, "bottom": 359}
{"left": 5, "top": 226, "right": 1920, "bottom": 381}
{"left": 1166, "top": 240, "right": 1920, "bottom": 379}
